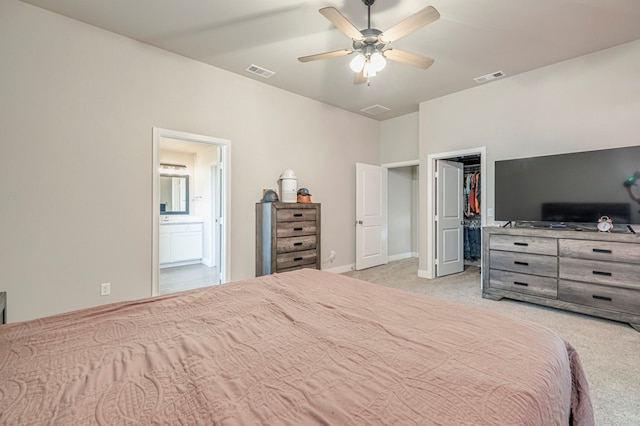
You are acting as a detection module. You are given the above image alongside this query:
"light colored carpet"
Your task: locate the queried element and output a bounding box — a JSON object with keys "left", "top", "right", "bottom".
{"left": 343, "top": 258, "right": 640, "bottom": 426}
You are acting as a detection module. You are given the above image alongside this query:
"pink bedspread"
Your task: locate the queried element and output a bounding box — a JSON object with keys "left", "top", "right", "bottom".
{"left": 0, "top": 269, "right": 593, "bottom": 425}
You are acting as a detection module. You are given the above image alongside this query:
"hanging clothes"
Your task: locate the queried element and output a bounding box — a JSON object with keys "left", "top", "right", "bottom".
{"left": 463, "top": 220, "right": 481, "bottom": 261}
{"left": 463, "top": 166, "right": 481, "bottom": 261}
{"left": 464, "top": 170, "right": 481, "bottom": 217}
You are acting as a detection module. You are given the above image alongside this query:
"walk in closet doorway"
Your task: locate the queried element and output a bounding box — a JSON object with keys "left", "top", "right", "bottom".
{"left": 426, "top": 147, "right": 486, "bottom": 279}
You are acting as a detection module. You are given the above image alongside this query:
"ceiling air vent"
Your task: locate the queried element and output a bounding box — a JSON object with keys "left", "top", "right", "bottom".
{"left": 245, "top": 64, "right": 275, "bottom": 79}
{"left": 474, "top": 70, "right": 505, "bottom": 84}
{"left": 360, "top": 104, "right": 391, "bottom": 115}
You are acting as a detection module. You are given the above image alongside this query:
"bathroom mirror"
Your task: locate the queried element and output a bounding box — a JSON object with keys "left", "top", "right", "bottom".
{"left": 160, "top": 174, "right": 189, "bottom": 214}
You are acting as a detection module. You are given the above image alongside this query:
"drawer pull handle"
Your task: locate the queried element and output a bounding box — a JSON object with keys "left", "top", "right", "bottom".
{"left": 514, "top": 261, "right": 529, "bottom": 266}
{"left": 592, "top": 248, "right": 612, "bottom": 254}
{"left": 293, "top": 257, "right": 303, "bottom": 262}
{"left": 294, "top": 227, "right": 303, "bottom": 231}
{"left": 513, "top": 281, "right": 529, "bottom": 287}
{"left": 592, "top": 270, "right": 612, "bottom": 277}
{"left": 514, "top": 242, "right": 529, "bottom": 246}
{"left": 592, "top": 295, "right": 612, "bottom": 302}
{"left": 293, "top": 242, "right": 303, "bottom": 246}
{"left": 293, "top": 213, "right": 303, "bottom": 217}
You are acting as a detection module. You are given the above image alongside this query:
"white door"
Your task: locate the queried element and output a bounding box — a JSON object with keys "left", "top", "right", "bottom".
{"left": 436, "top": 160, "right": 464, "bottom": 276}
{"left": 355, "top": 163, "right": 388, "bottom": 270}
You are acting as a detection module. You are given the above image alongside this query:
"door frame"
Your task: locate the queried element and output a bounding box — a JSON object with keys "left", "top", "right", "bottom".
{"left": 423, "top": 147, "right": 486, "bottom": 279}
{"left": 152, "top": 128, "right": 231, "bottom": 296}
{"left": 382, "top": 160, "right": 419, "bottom": 262}
{"left": 206, "top": 163, "right": 221, "bottom": 272}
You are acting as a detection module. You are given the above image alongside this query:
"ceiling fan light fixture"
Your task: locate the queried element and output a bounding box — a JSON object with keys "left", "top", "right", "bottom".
{"left": 370, "top": 51, "right": 386, "bottom": 72}
{"left": 349, "top": 53, "right": 366, "bottom": 72}
{"left": 363, "top": 60, "right": 377, "bottom": 77}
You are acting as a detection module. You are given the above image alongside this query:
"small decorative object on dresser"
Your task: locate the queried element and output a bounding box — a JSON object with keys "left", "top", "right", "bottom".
{"left": 597, "top": 215, "right": 613, "bottom": 232}
{"left": 256, "top": 202, "right": 321, "bottom": 276}
{"left": 278, "top": 169, "right": 298, "bottom": 203}
{"left": 483, "top": 227, "right": 640, "bottom": 331}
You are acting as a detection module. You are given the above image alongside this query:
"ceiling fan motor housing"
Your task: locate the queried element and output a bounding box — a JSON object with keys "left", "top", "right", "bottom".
{"left": 353, "top": 28, "right": 384, "bottom": 54}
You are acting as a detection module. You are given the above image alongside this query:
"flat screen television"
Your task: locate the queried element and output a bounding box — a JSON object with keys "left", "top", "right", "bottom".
{"left": 494, "top": 145, "right": 640, "bottom": 229}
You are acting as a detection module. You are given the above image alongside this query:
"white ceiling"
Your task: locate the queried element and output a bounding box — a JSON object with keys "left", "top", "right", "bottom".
{"left": 19, "top": 0, "right": 640, "bottom": 121}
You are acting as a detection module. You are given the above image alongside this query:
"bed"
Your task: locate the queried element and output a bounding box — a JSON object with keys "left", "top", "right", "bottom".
{"left": 0, "top": 269, "right": 593, "bottom": 425}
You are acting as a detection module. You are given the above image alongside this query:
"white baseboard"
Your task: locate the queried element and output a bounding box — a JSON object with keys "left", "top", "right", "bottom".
{"left": 388, "top": 252, "right": 418, "bottom": 262}
{"left": 201, "top": 258, "right": 213, "bottom": 267}
{"left": 322, "top": 264, "right": 355, "bottom": 274}
{"left": 418, "top": 269, "right": 432, "bottom": 279}
{"left": 159, "top": 259, "right": 202, "bottom": 269}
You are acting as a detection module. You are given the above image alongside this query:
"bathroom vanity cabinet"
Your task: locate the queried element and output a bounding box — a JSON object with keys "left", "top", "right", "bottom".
{"left": 160, "top": 222, "right": 203, "bottom": 267}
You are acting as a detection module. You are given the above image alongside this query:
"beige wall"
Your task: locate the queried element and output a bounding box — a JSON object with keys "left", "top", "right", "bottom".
{"left": 0, "top": 0, "right": 379, "bottom": 322}
{"left": 418, "top": 39, "right": 640, "bottom": 274}
{"left": 380, "top": 112, "right": 419, "bottom": 164}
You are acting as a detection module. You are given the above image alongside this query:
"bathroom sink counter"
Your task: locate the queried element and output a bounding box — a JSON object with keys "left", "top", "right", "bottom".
{"left": 160, "top": 216, "right": 204, "bottom": 225}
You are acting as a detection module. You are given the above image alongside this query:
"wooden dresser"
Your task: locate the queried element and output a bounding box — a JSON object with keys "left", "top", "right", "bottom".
{"left": 483, "top": 227, "right": 640, "bottom": 331}
{"left": 256, "top": 202, "right": 321, "bottom": 276}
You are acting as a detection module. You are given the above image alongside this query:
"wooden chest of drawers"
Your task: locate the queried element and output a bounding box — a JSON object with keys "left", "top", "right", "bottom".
{"left": 483, "top": 227, "right": 640, "bottom": 331}
{"left": 256, "top": 202, "right": 321, "bottom": 276}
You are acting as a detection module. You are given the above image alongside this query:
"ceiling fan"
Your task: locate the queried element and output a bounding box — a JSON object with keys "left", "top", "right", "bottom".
{"left": 298, "top": 0, "right": 440, "bottom": 84}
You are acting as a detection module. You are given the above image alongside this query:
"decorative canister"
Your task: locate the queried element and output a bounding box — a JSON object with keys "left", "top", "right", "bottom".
{"left": 279, "top": 169, "right": 297, "bottom": 203}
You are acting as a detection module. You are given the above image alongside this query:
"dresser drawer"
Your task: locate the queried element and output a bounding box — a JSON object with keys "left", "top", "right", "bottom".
{"left": 559, "top": 280, "right": 640, "bottom": 315}
{"left": 560, "top": 239, "right": 640, "bottom": 264}
{"left": 277, "top": 264, "right": 318, "bottom": 273}
{"left": 277, "top": 209, "right": 317, "bottom": 222}
{"left": 276, "top": 221, "right": 317, "bottom": 238}
{"left": 276, "top": 249, "right": 317, "bottom": 270}
{"left": 559, "top": 257, "right": 640, "bottom": 290}
{"left": 490, "top": 250, "right": 557, "bottom": 277}
{"left": 276, "top": 235, "right": 317, "bottom": 253}
{"left": 489, "top": 269, "right": 557, "bottom": 298}
{"left": 489, "top": 234, "right": 557, "bottom": 255}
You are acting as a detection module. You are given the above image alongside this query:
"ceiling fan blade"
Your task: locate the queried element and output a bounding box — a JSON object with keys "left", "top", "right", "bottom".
{"left": 354, "top": 69, "right": 367, "bottom": 85}
{"left": 298, "top": 49, "right": 353, "bottom": 63}
{"left": 379, "top": 6, "right": 440, "bottom": 43}
{"left": 384, "top": 49, "right": 434, "bottom": 69}
{"left": 320, "top": 7, "right": 363, "bottom": 41}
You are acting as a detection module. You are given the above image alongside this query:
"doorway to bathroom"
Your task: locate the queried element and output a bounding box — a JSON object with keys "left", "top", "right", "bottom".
{"left": 152, "top": 128, "right": 230, "bottom": 296}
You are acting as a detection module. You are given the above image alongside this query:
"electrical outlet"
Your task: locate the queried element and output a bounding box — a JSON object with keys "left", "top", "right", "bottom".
{"left": 100, "top": 282, "right": 111, "bottom": 296}
{"left": 329, "top": 250, "right": 336, "bottom": 262}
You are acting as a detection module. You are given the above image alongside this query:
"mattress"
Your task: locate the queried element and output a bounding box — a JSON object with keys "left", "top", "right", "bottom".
{"left": 0, "top": 269, "right": 593, "bottom": 425}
